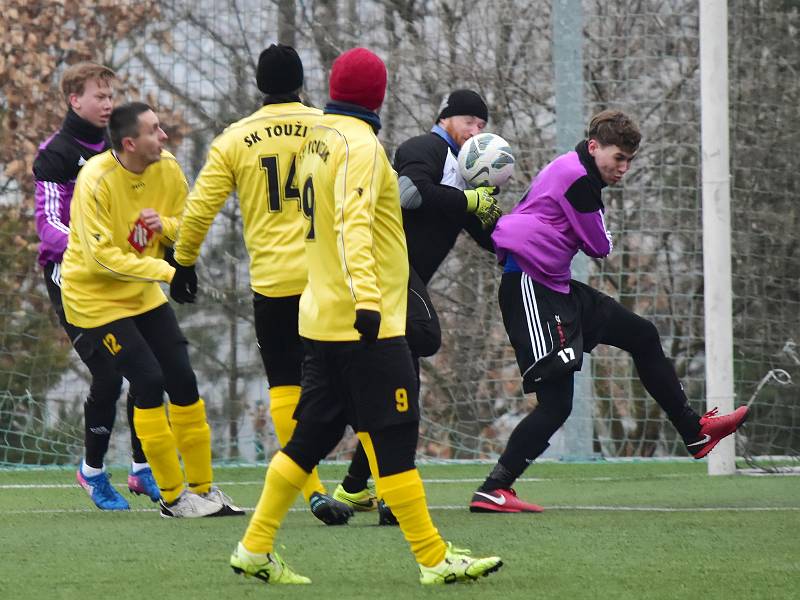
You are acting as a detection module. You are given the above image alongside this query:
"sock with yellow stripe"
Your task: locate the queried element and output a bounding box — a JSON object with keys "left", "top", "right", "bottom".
{"left": 269, "top": 385, "right": 326, "bottom": 501}
{"left": 357, "top": 432, "right": 446, "bottom": 567}
{"left": 169, "top": 399, "right": 213, "bottom": 496}
{"left": 133, "top": 406, "right": 184, "bottom": 504}
{"left": 242, "top": 451, "right": 309, "bottom": 554}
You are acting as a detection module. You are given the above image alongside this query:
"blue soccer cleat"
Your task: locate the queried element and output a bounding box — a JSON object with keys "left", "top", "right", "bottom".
{"left": 76, "top": 468, "right": 130, "bottom": 511}
{"left": 128, "top": 467, "right": 161, "bottom": 502}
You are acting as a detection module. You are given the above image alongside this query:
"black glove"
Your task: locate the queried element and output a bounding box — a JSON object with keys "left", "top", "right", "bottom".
{"left": 354, "top": 309, "right": 381, "bottom": 343}
{"left": 169, "top": 261, "right": 198, "bottom": 304}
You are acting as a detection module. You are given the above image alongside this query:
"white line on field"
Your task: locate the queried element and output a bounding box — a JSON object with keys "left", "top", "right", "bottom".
{"left": 0, "top": 473, "right": 715, "bottom": 490}
{"left": 1, "top": 505, "right": 797, "bottom": 516}
{"left": 0, "top": 479, "right": 488, "bottom": 489}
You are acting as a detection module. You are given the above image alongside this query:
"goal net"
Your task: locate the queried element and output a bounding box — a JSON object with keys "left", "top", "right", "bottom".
{"left": 1, "top": 0, "right": 797, "bottom": 470}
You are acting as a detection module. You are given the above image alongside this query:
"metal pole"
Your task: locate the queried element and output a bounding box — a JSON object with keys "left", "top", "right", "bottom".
{"left": 700, "top": 0, "right": 736, "bottom": 474}
{"left": 551, "top": 0, "right": 593, "bottom": 460}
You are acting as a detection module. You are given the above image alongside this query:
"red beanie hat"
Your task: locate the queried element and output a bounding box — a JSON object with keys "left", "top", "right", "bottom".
{"left": 329, "top": 48, "right": 387, "bottom": 111}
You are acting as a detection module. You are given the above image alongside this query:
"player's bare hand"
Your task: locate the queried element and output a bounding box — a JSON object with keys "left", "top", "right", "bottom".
{"left": 139, "top": 208, "right": 163, "bottom": 233}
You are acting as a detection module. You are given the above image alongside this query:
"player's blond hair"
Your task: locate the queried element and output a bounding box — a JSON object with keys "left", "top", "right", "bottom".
{"left": 60, "top": 62, "right": 116, "bottom": 105}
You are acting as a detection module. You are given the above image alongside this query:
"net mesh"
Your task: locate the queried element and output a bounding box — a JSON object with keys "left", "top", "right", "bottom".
{"left": 1, "top": 0, "right": 797, "bottom": 469}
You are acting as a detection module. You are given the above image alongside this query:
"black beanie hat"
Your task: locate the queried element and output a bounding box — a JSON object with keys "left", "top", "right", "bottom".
{"left": 256, "top": 44, "right": 304, "bottom": 94}
{"left": 436, "top": 89, "right": 489, "bottom": 123}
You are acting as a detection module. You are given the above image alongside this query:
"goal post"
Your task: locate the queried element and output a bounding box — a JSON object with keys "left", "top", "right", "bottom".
{"left": 551, "top": 0, "right": 594, "bottom": 460}
{"left": 700, "top": 0, "right": 736, "bottom": 475}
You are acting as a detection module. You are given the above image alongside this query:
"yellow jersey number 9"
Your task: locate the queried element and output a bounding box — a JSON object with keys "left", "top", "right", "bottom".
{"left": 301, "top": 176, "right": 315, "bottom": 241}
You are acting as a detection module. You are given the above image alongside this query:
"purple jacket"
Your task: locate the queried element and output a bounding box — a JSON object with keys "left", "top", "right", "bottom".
{"left": 492, "top": 141, "right": 612, "bottom": 293}
{"left": 33, "top": 110, "right": 108, "bottom": 267}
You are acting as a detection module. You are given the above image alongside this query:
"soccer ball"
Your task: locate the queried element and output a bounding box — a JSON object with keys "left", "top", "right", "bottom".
{"left": 457, "top": 133, "right": 515, "bottom": 188}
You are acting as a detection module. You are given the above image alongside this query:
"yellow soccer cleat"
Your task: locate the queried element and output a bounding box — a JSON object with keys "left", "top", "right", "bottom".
{"left": 230, "top": 542, "right": 311, "bottom": 584}
{"left": 332, "top": 483, "right": 378, "bottom": 512}
{"left": 418, "top": 542, "right": 503, "bottom": 585}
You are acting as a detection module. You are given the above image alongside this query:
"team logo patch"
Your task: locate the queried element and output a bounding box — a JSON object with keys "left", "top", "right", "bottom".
{"left": 128, "top": 218, "right": 154, "bottom": 252}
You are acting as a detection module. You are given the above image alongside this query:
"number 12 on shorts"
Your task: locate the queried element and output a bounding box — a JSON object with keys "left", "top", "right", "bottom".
{"left": 557, "top": 347, "right": 576, "bottom": 364}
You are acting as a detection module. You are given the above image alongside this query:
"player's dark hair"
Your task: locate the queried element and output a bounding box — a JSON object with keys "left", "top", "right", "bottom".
{"left": 587, "top": 110, "right": 641, "bottom": 153}
{"left": 108, "top": 102, "right": 153, "bottom": 151}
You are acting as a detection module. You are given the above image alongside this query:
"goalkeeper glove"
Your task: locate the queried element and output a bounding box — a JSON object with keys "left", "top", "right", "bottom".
{"left": 169, "top": 259, "right": 198, "bottom": 304}
{"left": 354, "top": 309, "right": 381, "bottom": 343}
{"left": 464, "top": 186, "right": 502, "bottom": 229}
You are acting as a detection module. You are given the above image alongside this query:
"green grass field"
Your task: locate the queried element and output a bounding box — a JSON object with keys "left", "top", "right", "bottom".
{"left": 1, "top": 461, "right": 798, "bottom": 599}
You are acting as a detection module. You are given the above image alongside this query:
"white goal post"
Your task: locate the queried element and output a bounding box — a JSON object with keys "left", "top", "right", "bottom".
{"left": 700, "top": 0, "right": 736, "bottom": 475}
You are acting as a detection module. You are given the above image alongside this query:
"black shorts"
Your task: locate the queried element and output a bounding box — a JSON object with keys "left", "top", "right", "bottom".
{"left": 83, "top": 303, "right": 198, "bottom": 408}
{"left": 406, "top": 266, "right": 440, "bottom": 359}
{"left": 499, "top": 271, "right": 615, "bottom": 392}
{"left": 252, "top": 293, "right": 303, "bottom": 387}
{"left": 294, "top": 336, "right": 420, "bottom": 432}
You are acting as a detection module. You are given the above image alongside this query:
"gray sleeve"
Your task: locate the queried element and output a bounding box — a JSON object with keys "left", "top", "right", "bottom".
{"left": 398, "top": 175, "right": 422, "bottom": 209}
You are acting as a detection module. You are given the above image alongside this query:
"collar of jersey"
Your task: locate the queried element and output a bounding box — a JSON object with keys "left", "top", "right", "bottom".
{"left": 430, "top": 124, "right": 459, "bottom": 154}
{"left": 63, "top": 108, "right": 106, "bottom": 146}
{"left": 262, "top": 93, "right": 303, "bottom": 106}
{"left": 575, "top": 139, "right": 607, "bottom": 192}
{"left": 324, "top": 101, "right": 382, "bottom": 133}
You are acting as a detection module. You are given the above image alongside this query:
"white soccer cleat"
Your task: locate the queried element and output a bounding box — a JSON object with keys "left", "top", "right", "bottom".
{"left": 159, "top": 489, "right": 222, "bottom": 518}
{"left": 202, "top": 486, "right": 245, "bottom": 516}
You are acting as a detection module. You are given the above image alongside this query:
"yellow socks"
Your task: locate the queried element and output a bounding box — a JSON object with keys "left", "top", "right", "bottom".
{"left": 269, "top": 385, "right": 326, "bottom": 501}
{"left": 132, "top": 400, "right": 213, "bottom": 502}
{"left": 133, "top": 406, "right": 184, "bottom": 504}
{"left": 169, "top": 399, "right": 213, "bottom": 496}
{"left": 242, "top": 451, "right": 309, "bottom": 554}
{"left": 357, "top": 432, "right": 446, "bottom": 567}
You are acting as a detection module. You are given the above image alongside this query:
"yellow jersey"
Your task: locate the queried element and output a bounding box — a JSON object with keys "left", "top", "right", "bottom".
{"left": 296, "top": 113, "right": 408, "bottom": 341}
{"left": 173, "top": 102, "right": 323, "bottom": 297}
{"left": 61, "top": 150, "right": 185, "bottom": 328}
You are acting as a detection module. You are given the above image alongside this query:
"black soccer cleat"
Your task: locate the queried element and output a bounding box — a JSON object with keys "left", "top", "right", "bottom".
{"left": 377, "top": 499, "right": 399, "bottom": 526}
{"left": 309, "top": 492, "right": 354, "bottom": 525}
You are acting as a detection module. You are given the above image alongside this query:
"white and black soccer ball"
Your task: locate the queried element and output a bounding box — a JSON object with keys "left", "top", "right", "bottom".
{"left": 457, "top": 133, "right": 515, "bottom": 189}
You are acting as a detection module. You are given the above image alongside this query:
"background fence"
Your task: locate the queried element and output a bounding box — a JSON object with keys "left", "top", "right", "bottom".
{"left": 1, "top": 0, "right": 798, "bottom": 469}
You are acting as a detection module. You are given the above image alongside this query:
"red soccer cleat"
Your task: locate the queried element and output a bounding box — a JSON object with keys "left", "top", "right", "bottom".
{"left": 687, "top": 406, "right": 749, "bottom": 459}
{"left": 469, "top": 488, "right": 544, "bottom": 513}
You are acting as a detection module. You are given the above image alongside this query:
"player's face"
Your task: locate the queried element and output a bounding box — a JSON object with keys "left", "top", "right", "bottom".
{"left": 588, "top": 140, "right": 637, "bottom": 185}
{"left": 129, "top": 110, "right": 168, "bottom": 165}
{"left": 70, "top": 78, "right": 114, "bottom": 128}
{"left": 441, "top": 115, "right": 487, "bottom": 149}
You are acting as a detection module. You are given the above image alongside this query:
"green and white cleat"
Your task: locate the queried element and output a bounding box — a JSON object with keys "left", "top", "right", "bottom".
{"left": 419, "top": 542, "right": 503, "bottom": 585}
{"left": 230, "top": 542, "right": 310, "bottom": 584}
{"left": 332, "top": 483, "right": 378, "bottom": 511}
